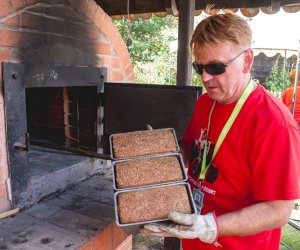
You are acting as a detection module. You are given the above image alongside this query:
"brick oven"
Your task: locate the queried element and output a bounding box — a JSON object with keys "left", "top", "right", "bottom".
{"left": 0, "top": 0, "right": 135, "bottom": 213}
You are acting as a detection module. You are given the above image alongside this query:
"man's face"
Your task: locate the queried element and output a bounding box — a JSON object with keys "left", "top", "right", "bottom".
{"left": 194, "top": 42, "right": 252, "bottom": 104}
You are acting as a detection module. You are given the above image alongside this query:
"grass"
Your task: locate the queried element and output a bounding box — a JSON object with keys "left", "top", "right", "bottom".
{"left": 280, "top": 201, "right": 300, "bottom": 250}
{"left": 280, "top": 224, "right": 300, "bottom": 250}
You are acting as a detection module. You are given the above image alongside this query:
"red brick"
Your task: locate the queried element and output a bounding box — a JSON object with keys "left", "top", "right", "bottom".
{"left": 114, "top": 31, "right": 127, "bottom": 47}
{"left": 24, "top": 0, "right": 46, "bottom": 6}
{"left": 0, "top": 48, "right": 11, "bottom": 62}
{"left": 86, "top": 0, "right": 97, "bottom": 21}
{"left": 11, "top": 0, "right": 25, "bottom": 11}
{"left": 85, "top": 42, "right": 111, "bottom": 56}
{"left": 101, "top": 56, "right": 112, "bottom": 67}
{"left": 121, "top": 53, "right": 131, "bottom": 69}
{"left": 94, "top": 6, "right": 106, "bottom": 28}
{"left": 101, "top": 15, "right": 113, "bottom": 40}
{"left": 3, "top": 15, "right": 20, "bottom": 28}
{"left": 78, "top": 239, "right": 92, "bottom": 250}
{"left": 114, "top": 40, "right": 127, "bottom": 59}
{"left": 0, "top": 126, "right": 2, "bottom": 138}
{"left": 0, "top": 150, "right": 2, "bottom": 165}
{"left": 0, "top": 198, "right": 11, "bottom": 213}
{"left": 124, "top": 64, "right": 134, "bottom": 78}
{"left": 0, "top": 30, "right": 44, "bottom": 49}
{"left": 0, "top": 123, "right": 4, "bottom": 137}
{"left": 0, "top": 134, "right": 4, "bottom": 149}
{"left": 112, "top": 222, "right": 129, "bottom": 249}
{"left": 93, "top": 224, "right": 112, "bottom": 250}
{"left": 0, "top": 160, "right": 3, "bottom": 175}
{"left": 0, "top": 105, "right": 4, "bottom": 117}
{"left": 0, "top": 121, "right": 4, "bottom": 132}
{"left": 84, "top": 42, "right": 110, "bottom": 55}
{"left": 21, "top": 12, "right": 44, "bottom": 30}
{"left": 111, "top": 58, "right": 121, "bottom": 69}
{"left": 0, "top": 0, "right": 12, "bottom": 18}
{"left": 22, "top": 12, "right": 64, "bottom": 34}
{"left": 65, "top": 21, "right": 96, "bottom": 40}
{"left": 127, "top": 74, "right": 136, "bottom": 82}
{"left": 0, "top": 180, "right": 8, "bottom": 198}
{"left": 108, "top": 24, "right": 120, "bottom": 43}
{"left": 86, "top": 25, "right": 101, "bottom": 41}
{"left": 115, "top": 235, "right": 133, "bottom": 250}
{"left": 66, "top": 0, "right": 76, "bottom": 10}
{"left": 109, "top": 70, "right": 124, "bottom": 82}
{"left": 75, "top": 0, "right": 88, "bottom": 16}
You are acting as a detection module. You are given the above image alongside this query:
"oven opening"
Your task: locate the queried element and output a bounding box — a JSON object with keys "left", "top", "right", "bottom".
{"left": 26, "top": 86, "right": 98, "bottom": 178}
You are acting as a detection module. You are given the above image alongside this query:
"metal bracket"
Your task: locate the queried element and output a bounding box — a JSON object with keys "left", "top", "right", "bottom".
{"left": 271, "top": 0, "right": 281, "bottom": 12}
{"left": 14, "top": 133, "right": 30, "bottom": 151}
{"left": 165, "top": 0, "right": 179, "bottom": 15}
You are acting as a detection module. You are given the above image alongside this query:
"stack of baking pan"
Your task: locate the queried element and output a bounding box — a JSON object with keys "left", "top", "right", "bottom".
{"left": 110, "top": 128, "right": 197, "bottom": 232}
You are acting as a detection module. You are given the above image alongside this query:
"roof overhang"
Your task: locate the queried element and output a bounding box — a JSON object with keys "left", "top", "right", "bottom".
{"left": 96, "top": 0, "right": 300, "bottom": 19}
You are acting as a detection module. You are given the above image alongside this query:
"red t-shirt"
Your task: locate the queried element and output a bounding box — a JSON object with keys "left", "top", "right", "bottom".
{"left": 182, "top": 85, "right": 300, "bottom": 250}
{"left": 282, "top": 83, "right": 300, "bottom": 123}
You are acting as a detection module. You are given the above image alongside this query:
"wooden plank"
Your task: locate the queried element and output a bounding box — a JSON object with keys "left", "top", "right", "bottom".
{"left": 0, "top": 208, "right": 20, "bottom": 220}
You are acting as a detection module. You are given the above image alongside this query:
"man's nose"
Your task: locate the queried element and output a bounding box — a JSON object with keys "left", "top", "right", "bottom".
{"left": 201, "top": 69, "right": 213, "bottom": 82}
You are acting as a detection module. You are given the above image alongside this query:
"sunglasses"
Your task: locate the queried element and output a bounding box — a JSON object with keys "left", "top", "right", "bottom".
{"left": 192, "top": 49, "right": 249, "bottom": 76}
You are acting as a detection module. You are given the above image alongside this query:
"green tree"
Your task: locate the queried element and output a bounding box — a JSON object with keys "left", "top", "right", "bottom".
{"left": 113, "top": 16, "right": 178, "bottom": 84}
{"left": 114, "top": 16, "right": 177, "bottom": 65}
{"left": 192, "top": 71, "right": 203, "bottom": 86}
{"left": 114, "top": 16, "right": 204, "bottom": 87}
{"left": 264, "top": 60, "right": 289, "bottom": 92}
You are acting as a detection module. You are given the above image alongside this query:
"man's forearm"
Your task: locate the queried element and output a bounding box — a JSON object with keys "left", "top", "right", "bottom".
{"left": 217, "top": 200, "right": 294, "bottom": 237}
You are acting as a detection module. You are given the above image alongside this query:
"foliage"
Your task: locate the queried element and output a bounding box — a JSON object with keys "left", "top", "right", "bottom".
{"left": 263, "top": 60, "right": 290, "bottom": 92}
{"left": 192, "top": 71, "right": 204, "bottom": 87}
{"left": 114, "top": 16, "right": 179, "bottom": 84}
{"left": 281, "top": 224, "right": 300, "bottom": 249}
{"left": 132, "top": 48, "right": 178, "bottom": 85}
{"left": 114, "top": 16, "right": 177, "bottom": 64}
{"left": 114, "top": 16, "right": 204, "bottom": 87}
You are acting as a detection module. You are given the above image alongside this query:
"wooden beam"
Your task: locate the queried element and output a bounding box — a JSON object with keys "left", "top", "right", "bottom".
{"left": 0, "top": 208, "right": 20, "bottom": 220}
{"left": 176, "top": 0, "right": 195, "bottom": 86}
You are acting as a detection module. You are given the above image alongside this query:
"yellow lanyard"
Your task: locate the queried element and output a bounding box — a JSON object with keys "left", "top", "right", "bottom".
{"left": 199, "top": 79, "right": 255, "bottom": 180}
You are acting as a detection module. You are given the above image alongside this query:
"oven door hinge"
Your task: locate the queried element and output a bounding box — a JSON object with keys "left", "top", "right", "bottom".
{"left": 14, "top": 133, "right": 30, "bottom": 151}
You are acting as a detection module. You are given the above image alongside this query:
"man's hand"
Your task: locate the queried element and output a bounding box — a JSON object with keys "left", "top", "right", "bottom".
{"left": 142, "top": 212, "right": 218, "bottom": 244}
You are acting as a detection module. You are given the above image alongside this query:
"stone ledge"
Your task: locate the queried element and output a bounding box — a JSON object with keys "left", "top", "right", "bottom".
{"left": 0, "top": 173, "right": 130, "bottom": 250}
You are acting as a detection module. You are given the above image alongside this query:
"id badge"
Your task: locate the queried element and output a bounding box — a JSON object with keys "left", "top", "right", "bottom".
{"left": 193, "top": 189, "right": 204, "bottom": 213}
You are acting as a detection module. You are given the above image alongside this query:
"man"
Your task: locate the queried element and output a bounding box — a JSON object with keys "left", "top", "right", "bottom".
{"left": 143, "top": 12, "right": 300, "bottom": 249}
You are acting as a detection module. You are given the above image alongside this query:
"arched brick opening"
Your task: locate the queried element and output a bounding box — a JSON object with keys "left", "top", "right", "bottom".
{"left": 0, "top": 0, "right": 135, "bottom": 212}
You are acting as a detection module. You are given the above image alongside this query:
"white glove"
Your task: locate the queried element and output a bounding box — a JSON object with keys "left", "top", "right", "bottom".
{"left": 142, "top": 212, "right": 218, "bottom": 244}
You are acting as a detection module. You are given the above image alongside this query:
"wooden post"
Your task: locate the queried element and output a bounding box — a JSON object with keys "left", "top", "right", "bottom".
{"left": 176, "top": 0, "right": 195, "bottom": 86}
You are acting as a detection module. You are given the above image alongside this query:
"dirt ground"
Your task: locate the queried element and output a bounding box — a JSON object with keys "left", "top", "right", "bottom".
{"left": 132, "top": 232, "right": 164, "bottom": 250}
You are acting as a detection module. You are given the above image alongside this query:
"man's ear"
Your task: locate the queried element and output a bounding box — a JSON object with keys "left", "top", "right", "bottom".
{"left": 243, "top": 49, "right": 254, "bottom": 73}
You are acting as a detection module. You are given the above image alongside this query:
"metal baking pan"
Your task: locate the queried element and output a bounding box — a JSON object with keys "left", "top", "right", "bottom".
{"left": 114, "top": 182, "right": 197, "bottom": 233}
{"left": 109, "top": 128, "right": 180, "bottom": 160}
{"left": 112, "top": 153, "right": 187, "bottom": 191}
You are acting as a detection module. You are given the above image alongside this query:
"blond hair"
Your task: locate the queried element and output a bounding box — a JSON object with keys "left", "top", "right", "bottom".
{"left": 190, "top": 13, "right": 252, "bottom": 54}
{"left": 289, "top": 69, "right": 300, "bottom": 84}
